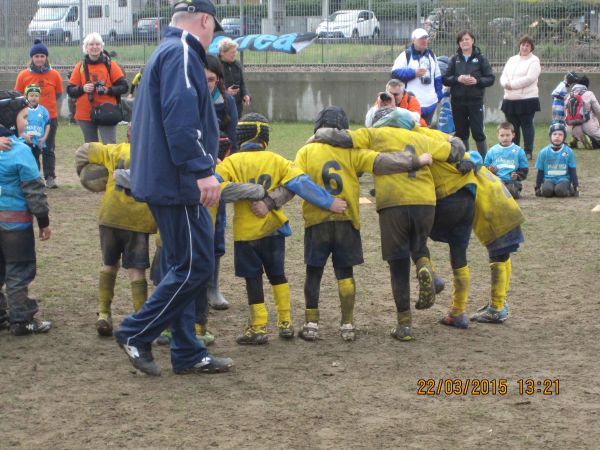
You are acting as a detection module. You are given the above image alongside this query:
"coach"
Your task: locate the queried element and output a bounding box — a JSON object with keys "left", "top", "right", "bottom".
{"left": 115, "top": 0, "right": 233, "bottom": 376}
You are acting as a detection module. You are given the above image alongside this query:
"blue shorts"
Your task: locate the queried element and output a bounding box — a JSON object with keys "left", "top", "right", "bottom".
{"left": 234, "top": 235, "right": 285, "bottom": 278}
{"left": 304, "top": 220, "right": 363, "bottom": 268}
{"left": 487, "top": 226, "right": 525, "bottom": 259}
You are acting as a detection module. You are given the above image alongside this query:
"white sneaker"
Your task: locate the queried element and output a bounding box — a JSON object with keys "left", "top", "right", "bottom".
{"left": 299, "top": 322, "right": 319, "bottom": 341}
{"left": 340, "top": 323, "right": 356, "bottom": 341}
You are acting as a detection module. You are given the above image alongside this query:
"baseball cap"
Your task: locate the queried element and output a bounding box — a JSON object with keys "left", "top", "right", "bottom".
{"left": 411, "top": 28, "right": 429, "bottom": 40}
{"left": 173, "top": 0, "right": 223, "bottom": 32}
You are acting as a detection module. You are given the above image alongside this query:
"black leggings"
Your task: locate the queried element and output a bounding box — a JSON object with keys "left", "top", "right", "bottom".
{"left": 304, "top": 265, "right": 353, "bottom": 309}
{"left": 505, "top": 112, "right": 535, "bottom": 154}
{"left": 245, "top": 273, "right": 287, "bottom": 305}
{"left": 388, "top": 258, "right": 411, "bottom": 313}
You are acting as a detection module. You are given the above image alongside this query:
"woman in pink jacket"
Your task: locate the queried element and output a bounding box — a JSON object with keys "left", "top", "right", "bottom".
{"left": 500, "top": 35, "right": 541, "bottom": 160}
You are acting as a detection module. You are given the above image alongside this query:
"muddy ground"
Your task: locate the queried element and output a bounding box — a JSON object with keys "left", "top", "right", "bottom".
{"left": 1, "top": 123, "right": 599, "bottom": 449}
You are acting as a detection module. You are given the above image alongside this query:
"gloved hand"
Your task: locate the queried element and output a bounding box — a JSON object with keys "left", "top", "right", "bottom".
{"left": 534, "top": 186, "right": 542, "bottom": 197}
{"left": 456, "top": 159, "right": 476, "bottom": 175}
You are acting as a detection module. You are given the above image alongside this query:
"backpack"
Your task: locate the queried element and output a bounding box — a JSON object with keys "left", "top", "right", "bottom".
{"left": 565, "top": 92, "right": 589, "bottom": 126}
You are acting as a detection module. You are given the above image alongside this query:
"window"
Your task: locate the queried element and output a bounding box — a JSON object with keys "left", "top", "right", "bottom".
{"left": 66, "top": 6, "right": 78, "bottom": 22}
{"left": 88, "top": 5, "right": 102, "bottom": 18}
{"left": 105, "top": 5, "right": 110, "bottom": 17}
{"left": 118, "top": 0, "right": 127, "bottom": 6}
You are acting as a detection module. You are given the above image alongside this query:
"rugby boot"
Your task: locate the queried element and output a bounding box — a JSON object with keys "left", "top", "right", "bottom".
{"left": 440, "top": 313, "right": 469, "bottom": 329}
{"left": 471, "top": 305, "right": 509, "bottom": 323}
{"left": 10, "top": 319, "right": 52, "bottom": 336}
{"left": 173, "top": 355, "right": 234, "bottom": 374}
{"left": 390, "top": 311, "right": 413, "bottom": 342}
{"left": 236, "top": 325, "right": 268, "bottom": 345}
{"left": 299, "top": 322, "right": 319, "bottom": 341}
{"left": 340, "top": 323, "right": 356, "bottom": 341}
{"left": 195, "top": 323, "right": 215, "bottom": 346}
{"left": 118, "top": 341, "right": 161, "bottom": 376}
{"left": 415, "top": 257, "right": 436, "bottom": 310}
{"left": 96, "top": 312, "right": 113, "bottom": 337}
{"left": 207, "top": 257, "right": 229, "bottom": 310}
{"left": 277, "top": 321, "right": 295, "bottom": 339}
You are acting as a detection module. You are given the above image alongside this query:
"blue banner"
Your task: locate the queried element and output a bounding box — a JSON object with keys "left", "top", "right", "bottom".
{"left": 209, "top": 32, "right": 317, "bottom": 55}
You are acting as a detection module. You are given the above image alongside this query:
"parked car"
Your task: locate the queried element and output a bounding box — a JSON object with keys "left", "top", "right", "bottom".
{"left": 133, "top": 17, "right": 169, "bottom": 41}
{"left": 219, "top": 16, "right": 261, "bottom": 37}
{"left": 316, "top": 10, "right": 380, "bottom": 39}
{"left": 423, "top": 7, "right": 471, "bottom": 40}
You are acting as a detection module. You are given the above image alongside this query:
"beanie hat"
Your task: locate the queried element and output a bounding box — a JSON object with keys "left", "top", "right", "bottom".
{"left": 0, "top": 90, "right": 29, "bottom": 130}
{"left": 25, "top": 84, "right": 41, "bottom": 97}
{"left": 314, "top": 107, "right": 349, "bottom": 133}
{"left": 30, "top": 39, "right": 49, "bottom": 57}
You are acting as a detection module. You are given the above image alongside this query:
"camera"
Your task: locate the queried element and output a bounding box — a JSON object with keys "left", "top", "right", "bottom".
{"left": 379, "top": 92, "right": 392, "bottom": 102}
{"left": 420, "top": 75, "right": 432, "bottom": 85}
{"left": 94, "top": 80, "right": 107, "bottom": 95}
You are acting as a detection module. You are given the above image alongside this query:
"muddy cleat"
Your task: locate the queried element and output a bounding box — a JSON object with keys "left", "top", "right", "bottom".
{"left": 174, "top": 355, "right": 234, "bottom": 374}
{"left": 390, "top": 325, "right": 413, "bottom": 341}
{"left": 45, "top": 176, "right": 58, "bottom": 189}
{"left": 471, "top": 305, "right": 509, "bottom": 323}
{"left": 236, "top": 326, "right": 268, "bottom": 345}
{"left": 277, "top": 321, "right": 295, "bottom": 339}
{"left": 155, "top": 329, "right": 171, "bottom": 346}
{"left": 474, "top": 305, "right": 509, "bottom": 323}
{"left": 96, "top": 312, "right": 113, "bottom": 337}
{"left": 118, "top": 342, "right": 161, "bottom": 376}
{"left": 195, "top": 323, "right": 215, "bottom": 346}
{"left": 415, "top": 264, "right": 436, "bottom": 310}
{"left": 299, "top": 322, "right": 319, "bottom": 341}
{"left": 440, "top": 313, "right": 469, "bottom": 329}
{"left": 339, "top": 323, "right": 356, "bottom": 341}
{"left": 10, "top": 319, "right": 52, "bottom": 336}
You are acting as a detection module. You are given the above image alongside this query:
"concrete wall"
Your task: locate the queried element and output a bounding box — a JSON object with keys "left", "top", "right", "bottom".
{"left": 1, "top": 70, "right": 598, "bottom": 124}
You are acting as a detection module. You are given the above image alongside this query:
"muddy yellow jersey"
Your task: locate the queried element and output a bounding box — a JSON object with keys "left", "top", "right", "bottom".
{"left": 87, "top": 143, "right": 156, "bottom": 234}
{"left": 294, "top": 143, "right": 378, "bottom": 230}
{"left": 472, "top": 166, "right": 525, "bottom": 246}
{"left": 216, "top": 150, "right": 304, "bottom": 241}
{"left": 349, "top": 127, "right": 451, "bottom": 210}
{"left": 412, "top": 126, "right": 477, "bottom": 198}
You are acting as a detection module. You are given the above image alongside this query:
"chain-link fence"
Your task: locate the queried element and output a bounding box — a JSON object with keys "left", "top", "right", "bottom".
{"left": 1, "top": 0, "right": 599, "bottom": 69}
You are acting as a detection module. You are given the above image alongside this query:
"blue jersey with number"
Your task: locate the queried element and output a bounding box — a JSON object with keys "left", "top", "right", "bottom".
{"left": 535, "top": 144, "right": 576, "bottom": 185}
{"left": 484, "top": 143, "right": 528, "bottom": 182}
{"left": 25, "top": 105, "right": 50, "bottom": 148}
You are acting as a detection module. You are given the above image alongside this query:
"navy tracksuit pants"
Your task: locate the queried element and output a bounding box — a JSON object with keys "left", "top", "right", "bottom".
{"left": 116, "top": 204, "right": 214, "bottom": 371}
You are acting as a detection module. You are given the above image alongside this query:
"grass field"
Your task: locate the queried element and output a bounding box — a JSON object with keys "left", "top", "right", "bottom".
{"left": 1, "top": 120, "right": 600, "bottom": 448}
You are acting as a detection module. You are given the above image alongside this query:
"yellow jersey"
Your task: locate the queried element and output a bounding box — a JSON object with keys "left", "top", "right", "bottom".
{"left": 216, "top": 150, "right": 304, "bottom": 241}
{"left": 87, "top": 142, "right": 157, "bottom": 234}
{"left": 472, "top": 166, "right": 525, "bottom": 246}
{"left": 349, "top": 127, "right": 451, "bottom": 210}
{"left": 294, "top": 142, "right": 378, "bottom": 230}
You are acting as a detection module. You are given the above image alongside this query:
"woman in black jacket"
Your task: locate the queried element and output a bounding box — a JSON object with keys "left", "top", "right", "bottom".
{"left": 443, "top": 31, "right": 495, "bottom": 157}
{"left": 218, "top": 38, "right": 250, "bottom": 117}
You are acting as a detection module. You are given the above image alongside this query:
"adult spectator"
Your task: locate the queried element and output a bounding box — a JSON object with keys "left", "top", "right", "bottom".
{"left": 14, "top": 39, "right": 63, "bottom": 189}
{"left": 442, "top": 31, "right": 495, "bottom": 157}
{"left": 114, "top": 0, "right": 233, "bottom": 376}
{"left": 365, "top": 79, "right": 426, "bottom": 127}
{"left": 205, "top": 55, "right": 238, "bottom": 152}
{"left": 500, "top": 35, "right": 541, "bottom": 160}
{"left": 218, "top": 38, "right": 250, "bottom": 117}
{"left": 66, "top": 33, "right": 128, "bottom": 144}
{"left": 391, "top": 28, "right": 443, "bottom": 126}
{"left": 566, "top": 75, "right": 600, "bottom": 148}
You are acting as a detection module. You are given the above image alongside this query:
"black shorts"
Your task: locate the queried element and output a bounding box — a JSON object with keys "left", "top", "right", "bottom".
{"left": 487, "top": 225, "right": 525, "bottom": 259}
{"left": 0, "top": 227, "right": 35, "bottom": 263}
{"left": 304, "top": 221, "right": 363, "bottom": 268}
{"left": 99, "top": 225, "right": 150, "bottom": 269}
{"left": 378, "top": 205, "right": 435, "bottom": 261}
{"left": 234, "top": 235, "right": 285, "bottom": 278}
{"left": 430, "top": 188, "right": 475, "bottom": 248}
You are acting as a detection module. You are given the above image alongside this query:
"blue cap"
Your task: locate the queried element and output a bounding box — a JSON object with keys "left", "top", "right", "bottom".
{"left": 173, "top": 0, "right": 223, "bottom": 32}
{"left": 30, "top": 39, "right": 49, "bottom": 57}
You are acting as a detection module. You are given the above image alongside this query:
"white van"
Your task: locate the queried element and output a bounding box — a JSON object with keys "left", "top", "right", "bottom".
{"left": 316, "top": 10, "right": 380, "bottom": 39}
{"left": 28, "top": 0, "right": 134, "bottom": 44}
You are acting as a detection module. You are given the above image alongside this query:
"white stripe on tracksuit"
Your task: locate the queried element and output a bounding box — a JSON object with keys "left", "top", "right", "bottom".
{"left": 126, "top": 205, "right": 194, "bottom": 346}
